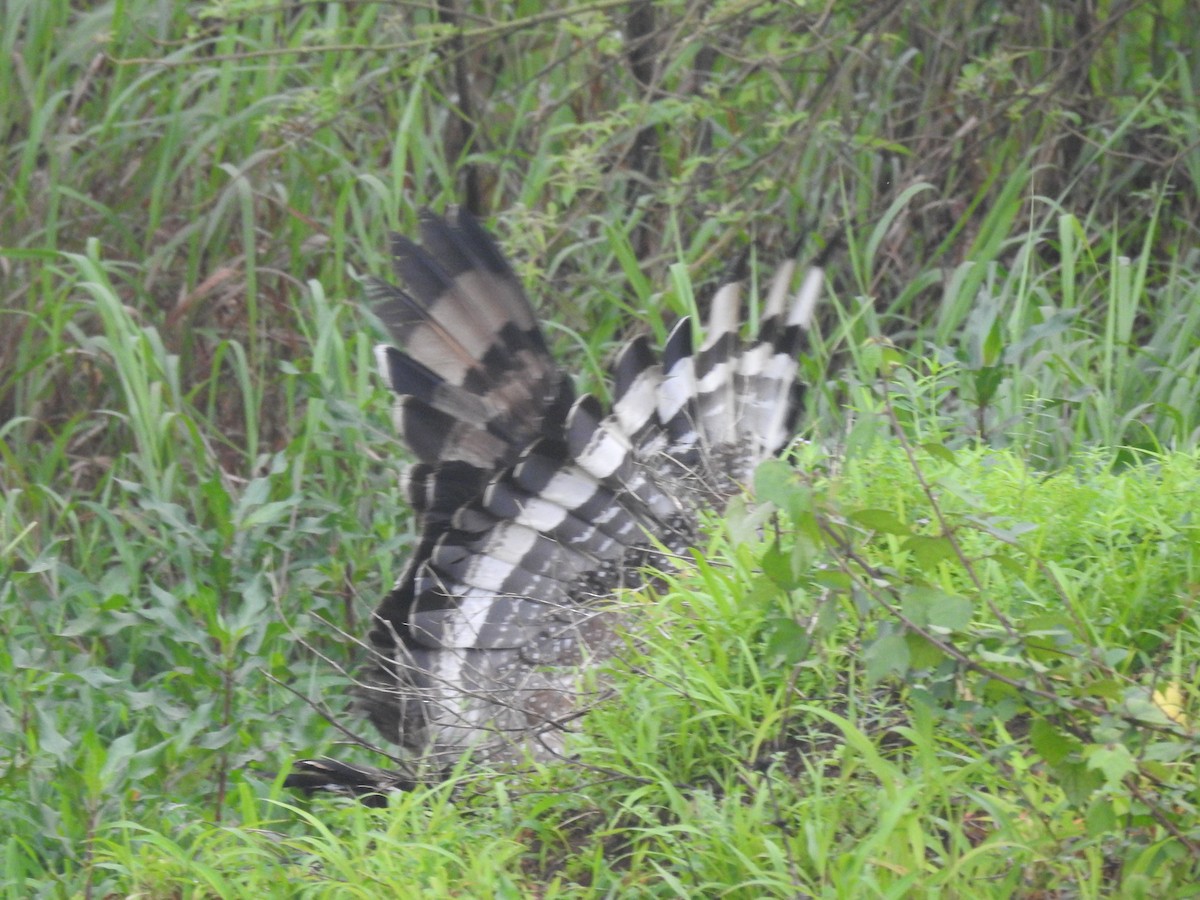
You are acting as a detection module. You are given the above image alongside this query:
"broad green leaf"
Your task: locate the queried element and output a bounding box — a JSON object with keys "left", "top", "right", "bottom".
{"left": 927, "top": 592, "right": 973, "bottom": 632}
{"left": 762, "top": 617, "right": 811, "bottom": 667}
{"left": 903, "top": 535, "right": 957, "bottom": 570}
{"left": 1029, "top": 718, "right": 1080, "bottom": 765}
{"left": 1056, "top": 759, "right": 1105, "bottom": 807}
{"left": 864, "top": 633, "right": 910, "bottom": 683}
{"left": 903, "top": 632, "right": 947, "bottom": 669}
{"left": 753, "top": 459, "right": 796, "bottom": 509}
{"left": 850, "top": 508, "right": 911, "bottom": 535}
{"left": 901, "top": 588, "right": 972, "bottom": 632}
{"left": 1084, "top": 743, "right": 1138, "bottom": 788}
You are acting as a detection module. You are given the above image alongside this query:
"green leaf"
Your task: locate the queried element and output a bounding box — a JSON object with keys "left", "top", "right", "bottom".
{"left": 850, "top": 508, "right": 912, "bottom": 536}
{"left": 100, "top": 733, "right": 140, "bottom": 783}
{"left": 238, "top": 499, "right": 297, "bottom": 530}
{"left": 982, "top": 318, "right": 1004, "bottom": 367}
{"left": 1005, "top": 309, "right": 1078, "bottom": 361}
{"left": 753, "top": 459, "right": 815, "bottom": 526}
{"left": 1143, "top": 741, "right": 1190, "bottom": 763}
{"left": 1085, "top": 797, "right": 1117, "bottom": 836}
{"left": 753, "top": 459, "right": 795, "bottom": 508}
{"left": 864, "top": 633, "right": 910, "bottom": 683}
{"left": 761, "top": 544, "right": 800, "bottom": 590}
{"left": 903, "top": 632, "right": 947, "bottom": 669}
{"left": 987, "top": 551, "right": 1028, "bottom": 577}
{"left": 901, "top": 588, "right": 972, "bottom": 632}
{"left": 1056, "top": 759, "right": 1104, "bottom": 807}
{"left": 762, "top": 617, "right": 811, "bottom": 667}
{"left": 859, "top": 339, "right": 905, "bottom": 377}
{"left": 920, "top": 442, "right": 957, "bottom": 465}
{"left": 927, "top": 592, "right": 973, "bottom": 632}
{"left": 1084, "top": 743, "right": 1138, "bottom": 788}
{"left": 902, "top": 535, "right": 957, "bottom": 570}
{"left": 1029, "top": 718, "right": 1080, "bottom": 765}
{"left": 812, "top": 569, "right": 852, "bottom": 592}
{"left": 35, "top": 708, "right": 73, "bottom": 760}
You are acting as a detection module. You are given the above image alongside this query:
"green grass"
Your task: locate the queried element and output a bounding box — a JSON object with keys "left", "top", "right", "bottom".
{"left": 3, "top": 0, "right": 1200, "bottom": 895}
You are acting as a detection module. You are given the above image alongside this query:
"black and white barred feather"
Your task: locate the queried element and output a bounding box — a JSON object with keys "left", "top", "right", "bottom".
{"left": 286, "top": 209, "right": 823, "bottom": 801}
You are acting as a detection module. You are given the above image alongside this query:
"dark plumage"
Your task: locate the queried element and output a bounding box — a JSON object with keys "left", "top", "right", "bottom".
{"left": 286, "top": 209, "right": 823, "bottom": 801}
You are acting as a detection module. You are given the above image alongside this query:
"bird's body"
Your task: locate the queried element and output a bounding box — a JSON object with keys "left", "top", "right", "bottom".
{"left": 287, "top": 209, "right": 823, "bottom": 798}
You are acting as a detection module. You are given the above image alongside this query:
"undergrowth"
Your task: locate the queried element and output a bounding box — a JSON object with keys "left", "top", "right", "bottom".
{"left": 86, "top": 440, "right": 1200, "bottom": 897}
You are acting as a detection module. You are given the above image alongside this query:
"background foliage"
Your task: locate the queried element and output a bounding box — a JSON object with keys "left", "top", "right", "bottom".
{"left": 2, "top": 0, "right": 1199, "bottom": 895}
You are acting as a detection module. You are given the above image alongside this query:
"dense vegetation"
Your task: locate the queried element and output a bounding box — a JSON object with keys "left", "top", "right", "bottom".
{"left": 3, "top": 0, "right": 1199, "bottom": 895}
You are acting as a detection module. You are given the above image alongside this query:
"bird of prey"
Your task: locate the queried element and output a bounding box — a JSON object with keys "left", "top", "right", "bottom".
{"left": 285, "top": 209, "right": 824, "bottom": 803}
